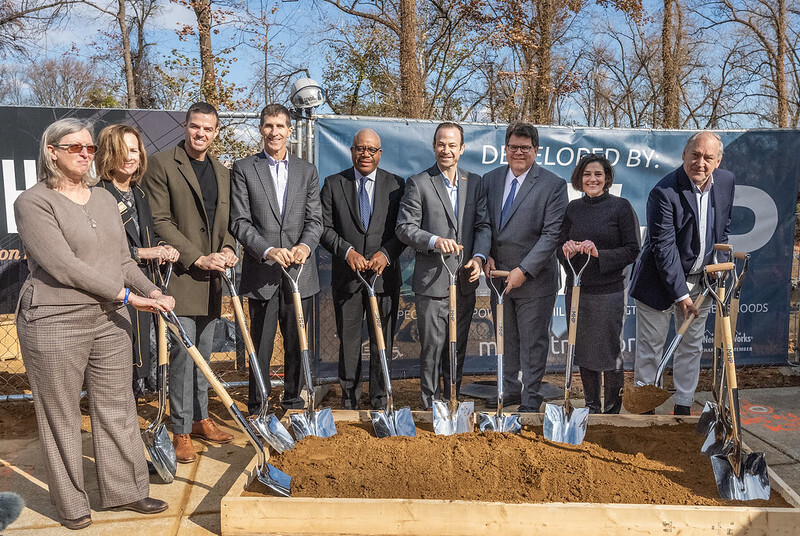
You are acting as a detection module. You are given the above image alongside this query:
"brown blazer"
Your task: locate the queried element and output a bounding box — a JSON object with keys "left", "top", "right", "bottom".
{"left": 142, "top": 141, "right": 236, "bottom": 317}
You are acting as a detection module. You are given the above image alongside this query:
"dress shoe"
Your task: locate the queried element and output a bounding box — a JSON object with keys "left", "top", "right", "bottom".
{"left": 117, "top": 497, "right": 169, "bottom": 514}
{"left": 673, "top": 404, "right": 692, "bottom": 416}
{"left": 191, "top": 418, "right": 234, "bottom": 444}
{"left": 485, "top": 394, "right": 521, "bottom": 409}
{"left": 172, "top": 433, "right": 197, "bottom": 463}
{"left": 516, "top": 404, "right": 539, "bottom": 413}
{"left": 281, "top": 398, "right": 306, "bottom": 410}
{"left": 61, "top": 515, "right": 92, "bottom": 530}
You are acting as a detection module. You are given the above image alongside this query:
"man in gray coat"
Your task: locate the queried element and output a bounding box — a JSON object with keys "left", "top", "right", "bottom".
{"left": 144, "top": 102, "right": 238, "bottom": 463}
{"left": 483, "top": 123, "right": 567, "bottom": 412}
{"left": 396, "top": 122, "right": 490, "bottom": 409}
{"left": 230, "top": 104, "right": 322, "bottom": 412}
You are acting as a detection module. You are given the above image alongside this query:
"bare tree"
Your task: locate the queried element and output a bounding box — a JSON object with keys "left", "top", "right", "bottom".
{"left": 0, "top": 0, "right": 79, "bottom": 54}
{"left": 26, "top": 56, "right": 114, "bottom": 106}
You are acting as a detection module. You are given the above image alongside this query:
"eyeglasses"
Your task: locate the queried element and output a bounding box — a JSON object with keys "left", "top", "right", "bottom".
{"left": 52, "top": 143, "right": 98, "bottom": 155}
{"left": 507, "top": 144, "right": 534, "bottom": 154}
{"left": 352, "top": 145, "right": 381, "bottom": 155}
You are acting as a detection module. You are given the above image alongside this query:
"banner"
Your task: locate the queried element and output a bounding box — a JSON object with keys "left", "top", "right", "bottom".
{"left": 315, "top": 116, "right": 800, "bottom": 371}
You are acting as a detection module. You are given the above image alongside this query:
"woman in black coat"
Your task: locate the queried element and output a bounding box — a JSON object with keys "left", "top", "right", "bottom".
{"left": 96, "top": 124, "right": 180, "bottom": 397}
{"left": 556, "top": 154, "right": 640, "bottom": 413}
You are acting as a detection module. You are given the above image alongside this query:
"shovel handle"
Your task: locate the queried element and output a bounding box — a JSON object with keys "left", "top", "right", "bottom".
{"left": 720, "top": 311, "right": 742, "bottom": 446}
{"left": 490, "top": 270, "right": 510, "bottom": 278}
{"left": 713, "top": 243, "right": 733, "bottom": 252}
{"left": 567, "top": 287, "right": 580, "bottom": 346}
{"left": 368, "top": 296, "right": 386, "bottom": 351}
{"left": 448, "top": 283, "right": 457, "bottom": 343}
{"left": 230, "top": 295, "right": 258, "bottom": 357}
{"left": 704, "top": 262, "right": 735, "bottom": 273}
{"left": 157, "top": 314, "right": 168, "bottom": 367}
{"left": 292, "top": 292, "right": 309, "bottom": 352}
{"left": 495, "top": 303, "right": 504, "bottom": 357}
{"left": 676, "top": 289, "right": 708, "bottom": 335}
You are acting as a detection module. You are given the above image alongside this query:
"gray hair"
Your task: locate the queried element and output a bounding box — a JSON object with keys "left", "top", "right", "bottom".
{"left": 38, "top": 118, "right": 98, "bottom": 188}
{"left": 685, "top": 131, "right": 724, "bottom": 156}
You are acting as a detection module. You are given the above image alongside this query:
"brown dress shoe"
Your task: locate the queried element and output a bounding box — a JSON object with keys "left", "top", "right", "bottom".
{"left": 61, "top": 515, "right": 92, "bottom": 530}
{"left": 191, "top": 417, "right": 233, "bottom": 444}
{"left": 172, "top": 433, "right": 197, "bottom": 463}
{"left": 117, "top": 497, "right": 168, "bottom": 514}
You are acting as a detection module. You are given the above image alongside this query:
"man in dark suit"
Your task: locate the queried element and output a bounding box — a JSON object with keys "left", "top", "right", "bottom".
{"left": 396, "top": 122, "right": 490, "bottom": 409}
{"left": 144, "top": 102, "right": 238, "bottom": 463}
{"left": 320, "top": 128, "right": 406, "bottom": 409}
{"left": 483, "top": 123, "right": 568, "bottom": 412}
{"left": 629, "top": 131, "right": 734, "bottom": 415}
{"left": 229, "top": 103, "right": 322, "bottom": 413}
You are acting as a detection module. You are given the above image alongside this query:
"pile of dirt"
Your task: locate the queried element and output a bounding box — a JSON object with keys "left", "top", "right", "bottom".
{"left": 246, "top": 422, "right": 789, "bottom": 507}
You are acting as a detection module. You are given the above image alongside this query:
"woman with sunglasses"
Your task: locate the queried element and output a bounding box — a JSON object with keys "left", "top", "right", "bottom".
{"left": 14, "top": 118, "right": 175, "bottom": 530}
{"left": 95, "top": 124, "right": 180, "bottom": 399}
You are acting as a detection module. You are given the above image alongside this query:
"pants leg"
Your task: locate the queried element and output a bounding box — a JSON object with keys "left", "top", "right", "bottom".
{"left": 86, "top": 305, "right": 149, "bottom": 508}
{"left": 603, "top": 369, "right": 624, "bottom": 414}
{"left": 579, "top": 367, "right": 602, "bottom": 413}
{"left": 515, "top": 293, "right": 557, "bottom": 410}
{"left": 367, "top": 290, "right": 399, "bottom": 409}
{"left": 415, "top": 295, "right": 448, "bottom": 409}
{"left": 633, "top": 300, "right": 672, "bottom": 386}
{"left": 278, "top": 291, "right": 313, "bottom": 407}
{"left": 248, "top": 297, "right": 279, "bottom": 414}
{"left": 168, "top": 315, "right": 215, "bottom": 433}
{"left": 671, "top": 277, "right": 712, "bottom": 406}
{"left": 443, "top": 290, "right": 475, "bottom": 399}
{"left": 333, "top": 288, "right": 367, "bottom": 408}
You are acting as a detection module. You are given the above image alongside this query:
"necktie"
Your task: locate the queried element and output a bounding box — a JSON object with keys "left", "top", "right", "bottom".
{"left": 500, "top": 178, "right": 518, "bottom": 227}
{"left": 359, "top": 176, "right": 371, "bottom": 229}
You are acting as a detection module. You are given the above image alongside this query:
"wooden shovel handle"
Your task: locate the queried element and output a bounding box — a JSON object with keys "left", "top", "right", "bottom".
{"left": 448, "top": 283, "right": 457, "bottom": 343}
{"left": 676, "top": 290, "right": 708, "bottom": 335}
{"left": 713, "top": 243, "right": 733, "bottom": 252}
{"left": 157, "top": 315, "right": 168, "bottom": 367}
{"left": 292, "top": 292, "right": 309, "bottom": 352}
{"left": 368, "top": 296, "right": 386, "bottom": 351}
{"left": 230, "top": 295, "right": 257, "bottom": 357}
{"left": 704, "top": 262, "right": 734, "bottom": 273}
{"left": 490, "top": 270, "right": 510, "bottom": 278}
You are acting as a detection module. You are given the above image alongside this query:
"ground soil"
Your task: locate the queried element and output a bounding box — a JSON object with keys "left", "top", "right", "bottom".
{"left": 244, "top": 421, "right": 789, "bottom": 508}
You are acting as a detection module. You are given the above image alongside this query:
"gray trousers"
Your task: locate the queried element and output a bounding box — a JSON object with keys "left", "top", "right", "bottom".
{"left": 17, "top": 290, "right": 149, "bottom": 520}
{"left": 634, "top": 275, "right": 712, "bottom": 407}
{"left": 168, "top": 315, "right": 216, "bottom": 434}
{"left": 492, "top": 292, "right": 557, "bottom": 410}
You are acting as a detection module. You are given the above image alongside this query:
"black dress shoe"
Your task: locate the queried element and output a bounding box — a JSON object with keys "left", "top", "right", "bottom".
{"left": 516, "top": 404, "right": 539, "bottom": 413}
{"left": 118, "top": 497, "right": 168, "bottom": 514}
{"left": 61, "top": 515, "right": 92, "bottom": 530}
{"left": 673, "top": 404, "right": 692, "bottom": 416}
{"left": 485, "top": 394, "right": 521, "bottom": 408}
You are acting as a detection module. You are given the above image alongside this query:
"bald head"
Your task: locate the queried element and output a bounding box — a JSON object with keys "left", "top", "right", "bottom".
{"left": 350, "top": 129, "right": 382, "bottom": 175}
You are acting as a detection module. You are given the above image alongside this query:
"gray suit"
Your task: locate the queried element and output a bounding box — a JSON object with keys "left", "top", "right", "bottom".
{"left": 396, "top": 164, "right": 490, "bottom": 408}
{"left": 484, "top": 164, "right": 567, "bottom": 409}
{"left": 230, "top": 151, "right": 322, "bottom": 410}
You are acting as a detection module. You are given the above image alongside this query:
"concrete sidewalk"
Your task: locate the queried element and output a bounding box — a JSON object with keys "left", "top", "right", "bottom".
{"left": 3, "top": 386, "right": 799, "bottom": 535}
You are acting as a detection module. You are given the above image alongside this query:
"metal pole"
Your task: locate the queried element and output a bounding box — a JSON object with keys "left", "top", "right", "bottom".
{"left": 305, "top": 109, "right": 314, "bottom": 164}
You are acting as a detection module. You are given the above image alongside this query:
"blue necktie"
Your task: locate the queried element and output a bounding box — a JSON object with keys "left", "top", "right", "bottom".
{"left": 359, "top": 176, "right": 371, "bottom": 229}
{"left": 500, "top": 178, "right": 518, "bottom": 227}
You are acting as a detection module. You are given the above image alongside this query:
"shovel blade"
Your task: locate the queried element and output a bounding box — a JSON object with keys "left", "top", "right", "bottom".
{"left": 432, "top": 400, "right": 474, "bottom": 435}
{"left": 257, "top": 462, "right": 292, "bottom": 497}
{"left": 711, "top": 451, "right": 771, "bottom": 501}
{"left": 701, "top": 413, "right": 733, "bottom": 457}
{"left": 477, "top": 411, "right": 521, "bottom": 434}
{"left": 290, "top": 407, "right": 338, "bottom": 441}
{"left": 143, "top": 426, "right": 177, "bottom": 483}
{"left": 370, "top": 407, "right": 417, "bottom": 438}
{"left": 543, "top": 403, "right": 590, "bottom": 445}
{"left": 696, "top": 401, "right": 718, "bottom": 436}
{"left": 251, "top": 415, "right": 295, "bottom": 454}
{"left": 622, "top": 384, "right": 672, "bottom": 414}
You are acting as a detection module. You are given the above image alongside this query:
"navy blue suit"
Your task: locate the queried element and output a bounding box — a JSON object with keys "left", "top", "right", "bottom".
{"left": 629, "top": 166, "right": 735, "bottom": 311}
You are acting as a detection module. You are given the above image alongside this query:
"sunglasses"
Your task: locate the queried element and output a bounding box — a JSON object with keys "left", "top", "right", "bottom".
{"left": 52, "top": 143, "right": 98, "bottom": 155}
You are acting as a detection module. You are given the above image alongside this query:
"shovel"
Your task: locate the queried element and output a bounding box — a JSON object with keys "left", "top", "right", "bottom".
{"left": 281, "top": 264, "right": 337, "bottom": 441}
{"left": 703, "top": 266, "right": 770, "bottom": 500}
{"left": 621, "top": 267, "right": 724, "bottom": 414}
{"left": 142, "top": 263, "right": 177, "bottom": 483}
{"left": 161, "top": 310, "right": 292, "bottom": 497}
{"left": 354, "top": 269, "right": 416, "bottom": 438}
{"left": 221, "top": 270, "right": 295, "bottom": 453}
{"left": 544, "top": 253, "right": 591, "bottom": 445}
{"left": 477, "top": 270, "right": 521, "bottom": 434}
{"left": 432, "top": 245, "right": 475, "bottom": 435}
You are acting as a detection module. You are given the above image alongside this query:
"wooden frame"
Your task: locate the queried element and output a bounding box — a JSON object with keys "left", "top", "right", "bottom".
{"left": 221, "top": 412, "right": 800, "bottom": 536}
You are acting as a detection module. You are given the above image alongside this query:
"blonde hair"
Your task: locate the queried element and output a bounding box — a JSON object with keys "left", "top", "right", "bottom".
{"left": 95, "top": 124, "right": 148, "bottom": 184}
{"left": 38, "top": 118, "right": 98, "bottom": 188}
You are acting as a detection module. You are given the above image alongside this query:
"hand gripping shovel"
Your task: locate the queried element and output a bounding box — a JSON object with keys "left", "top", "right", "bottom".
{"left": 221, "top": 270, "right": 295, "bottom": 453}
{"left": 477, "top": 270, "right": 521, "bottom": 434}
{"left": 142, "top": 263, "right": 177, "bottom": 483}
{"left": 544, "top": 253, "right": 591, "bottom": 445}
{"left": 354, "top": 269, "right": 416, "bottom": 438}
{"left": 161, "top": 311, "right": 292, "bottom": 497}
{"left": 432, "top": 245, "right": 475, "bottom": 435}
{"left": 621, "top": 271, "right": 718, "bottom": 415}
{"left": 281, "top": 264, "right": 337, "bottom": 441}
{"left": 702, "top": 265, "right": 770, "bottom": 501}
